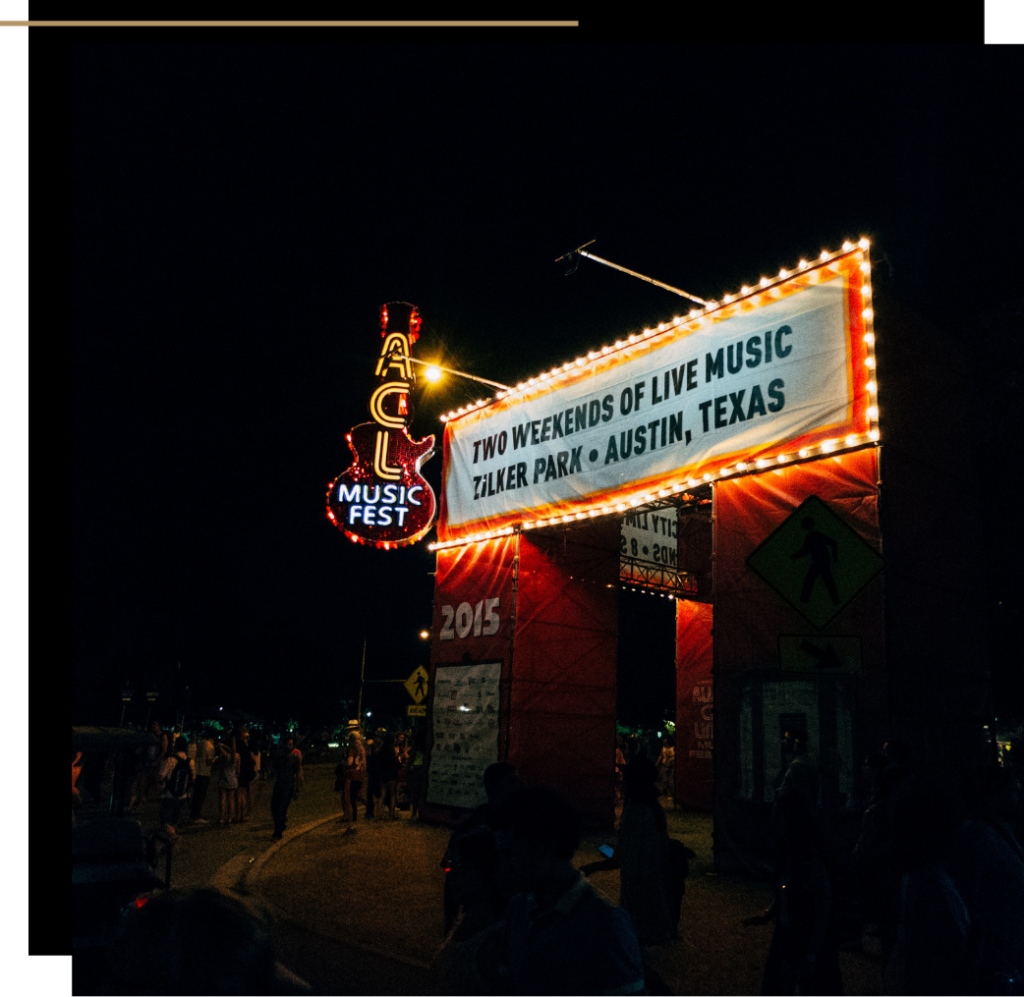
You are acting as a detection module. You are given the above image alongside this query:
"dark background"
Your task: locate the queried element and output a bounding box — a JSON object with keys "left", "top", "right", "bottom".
{"left": 71, "top": 42, "right": 1024, "bottom": 730}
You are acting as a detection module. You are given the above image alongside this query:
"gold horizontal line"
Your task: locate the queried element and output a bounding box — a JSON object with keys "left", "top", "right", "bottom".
{"left": 0, "top": 20, "right": 579, "bottom": 27}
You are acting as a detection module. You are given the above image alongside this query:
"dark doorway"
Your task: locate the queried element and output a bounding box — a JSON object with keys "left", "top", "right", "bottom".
{"left": 616, "top": 588, "right": 677, "bottom": 733}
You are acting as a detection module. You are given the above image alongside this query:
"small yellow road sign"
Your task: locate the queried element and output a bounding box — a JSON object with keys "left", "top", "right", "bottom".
{"left": 405, "top": 666, "right": 430, "bottom": 704}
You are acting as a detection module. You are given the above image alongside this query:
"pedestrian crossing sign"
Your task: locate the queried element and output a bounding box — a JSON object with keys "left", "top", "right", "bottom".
{"left": 405, "top": 666, "right": 430, "bottom": 704}
{"left": 746, "top": 495, "right": 884, "bottom": 629}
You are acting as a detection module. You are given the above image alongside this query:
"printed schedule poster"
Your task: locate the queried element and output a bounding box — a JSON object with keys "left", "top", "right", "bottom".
{"left": 427, "top": 660, "right": 502, "bottom": 808}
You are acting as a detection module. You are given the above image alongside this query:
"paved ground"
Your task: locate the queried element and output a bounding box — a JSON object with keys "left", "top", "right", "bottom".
{"left": 119, "top": 762, "right": 885, "bottom": 995}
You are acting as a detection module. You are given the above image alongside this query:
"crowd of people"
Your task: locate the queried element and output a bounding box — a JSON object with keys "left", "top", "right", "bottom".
{"left": 427, "top": 732, "right": 1024, "bottom": 996}
{"left": 433, "top": 759, "right": 690, "bottom": 995}
{"left": 75, "top": 718, "right": 428, "bottom": 843}
{"left": 74, "top": 716, "right": 1023, "bottom": 995}
{"left": 335, "top": 721, "right": 428, "bottom": 832}
{"left": 737, "top": 729, "right": 1024, "bottom": 996}
{"left": 114, "top": 721, "right": 281, "bottom": 836}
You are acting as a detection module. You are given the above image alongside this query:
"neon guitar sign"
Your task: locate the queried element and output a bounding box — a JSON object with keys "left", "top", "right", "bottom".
{"left": 326, "top": 302, "right": 437, "bottom": 548}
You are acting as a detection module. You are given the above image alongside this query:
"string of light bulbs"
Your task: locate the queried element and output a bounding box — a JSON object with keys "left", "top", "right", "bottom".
{"left": 428, "top": 239, "right": 878, "bottom": 552}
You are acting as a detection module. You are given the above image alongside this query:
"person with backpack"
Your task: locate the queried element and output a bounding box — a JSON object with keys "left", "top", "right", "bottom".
{"left": 159, "top": 736, "right": 194, "bottom": 837}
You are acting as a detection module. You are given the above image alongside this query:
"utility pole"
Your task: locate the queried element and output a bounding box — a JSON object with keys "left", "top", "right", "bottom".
{"left": 356, "top": 639, "right": 366, "bottom": 723}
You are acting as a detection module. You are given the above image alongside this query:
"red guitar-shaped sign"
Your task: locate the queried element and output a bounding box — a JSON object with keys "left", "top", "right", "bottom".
{"left": 326, "top": 302, "right": 437, "bottom": 549}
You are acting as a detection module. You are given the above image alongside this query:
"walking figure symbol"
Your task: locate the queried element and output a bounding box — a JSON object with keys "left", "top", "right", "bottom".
{"left": 790, "top": 516, "right": 840, "bottom": 604}
{"left": 415, "top": 673, "right": 427, "bottom": 697}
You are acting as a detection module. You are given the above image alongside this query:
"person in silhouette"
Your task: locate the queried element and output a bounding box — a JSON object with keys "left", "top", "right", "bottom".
{"left": 882, "top": 778, "right": 973, "bottom": 996}
{"left": 580, "top": 756, "right": 680, "bottom": 945}
{"left": 790, "top": 516, "right": 840, "bottom": 604}
{"left": 485, "top": 785, "right": 646, "bottom": 995}
{"left": 107, "top": 886, "right": 311, "bottom": 995}
{"left": 441, "top": 762, "right": 521, "bottom": 935}
{"left": 744, "top": 793, "right": 842, "bottom": 995}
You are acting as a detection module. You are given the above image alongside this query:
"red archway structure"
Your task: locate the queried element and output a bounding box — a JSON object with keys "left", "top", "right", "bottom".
{"left": 418, "top": 243, "right": 990, "bottom": 874}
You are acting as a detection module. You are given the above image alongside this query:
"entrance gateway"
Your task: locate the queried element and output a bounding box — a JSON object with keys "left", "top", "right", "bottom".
{"left": 421, "top": 243, "right": 884, "bottom": 871}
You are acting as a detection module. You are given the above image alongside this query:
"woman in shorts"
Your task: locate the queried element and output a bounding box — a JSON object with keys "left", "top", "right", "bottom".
{"left": 214, "top": 735, "right": 240, "bottom": 824}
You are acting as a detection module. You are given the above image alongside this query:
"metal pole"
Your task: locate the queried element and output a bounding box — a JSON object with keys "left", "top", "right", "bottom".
{"left": 577, "top": 250, "right": 710, "bottom": 307}
{"left": 357, "top": 640, "right": 366, "bottom": 723}
{"left": 710, "top": 481, "right": 719, "bottom": 873}
{"left": 403, "top": 355, "right": 511, "bottom": 392}
{"left": 504, "top": 531, "right": 521, "bottom": 762}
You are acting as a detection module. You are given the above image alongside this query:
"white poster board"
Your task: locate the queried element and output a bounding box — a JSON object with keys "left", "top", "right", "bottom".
{"left": 620, "top": 506, "right": 678, "bottom": 586}
{"left": 427, "top": 660, "right": 502, "bottom": 809}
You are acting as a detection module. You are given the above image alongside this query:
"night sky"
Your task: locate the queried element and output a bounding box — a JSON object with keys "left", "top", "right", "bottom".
{"left": 71, "top": 43, "right": 1024, "bottom": 729}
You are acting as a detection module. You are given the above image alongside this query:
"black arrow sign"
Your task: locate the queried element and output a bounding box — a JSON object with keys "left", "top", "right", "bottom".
{"left": 799, "top": 639, "right": 841, "bottom": 670}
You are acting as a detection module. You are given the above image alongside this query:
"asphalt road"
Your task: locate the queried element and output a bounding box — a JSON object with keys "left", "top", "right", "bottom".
{"left": 115, "top": 762, "right": 883, "bottom": 995}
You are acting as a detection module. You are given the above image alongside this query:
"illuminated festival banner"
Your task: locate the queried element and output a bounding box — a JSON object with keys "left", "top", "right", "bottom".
{"left": 439, "top": 249, "right": 872, "bottom": 541}
{"left": 326, "top": 302, "right": 437, "bottom": 548}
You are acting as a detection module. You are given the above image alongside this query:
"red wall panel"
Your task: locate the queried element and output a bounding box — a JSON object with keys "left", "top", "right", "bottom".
{"left": 511, "top": 520, "right": 619, "bottom": 827}
{"left": 676, "top": 599, "right": 714, "bottom": 811}
{"left": 712, "top": 447, "right": 886, "bottom": 870}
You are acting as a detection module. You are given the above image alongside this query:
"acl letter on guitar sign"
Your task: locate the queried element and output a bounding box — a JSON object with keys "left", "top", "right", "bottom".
{"left": 326, "top": 302, "right": 437, "bottom": 549}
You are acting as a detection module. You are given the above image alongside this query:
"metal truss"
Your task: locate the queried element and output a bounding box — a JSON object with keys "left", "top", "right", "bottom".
{"left": 619, "top": 556, "right": 699, "bottom": 596}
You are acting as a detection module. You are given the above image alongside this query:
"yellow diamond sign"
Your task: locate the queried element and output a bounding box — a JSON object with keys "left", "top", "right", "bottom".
{"left": 746, "top": 495, "right": 885, "bottom": 629}
{"left": 405, "top": 666, "right": 430, "bottom": 704}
